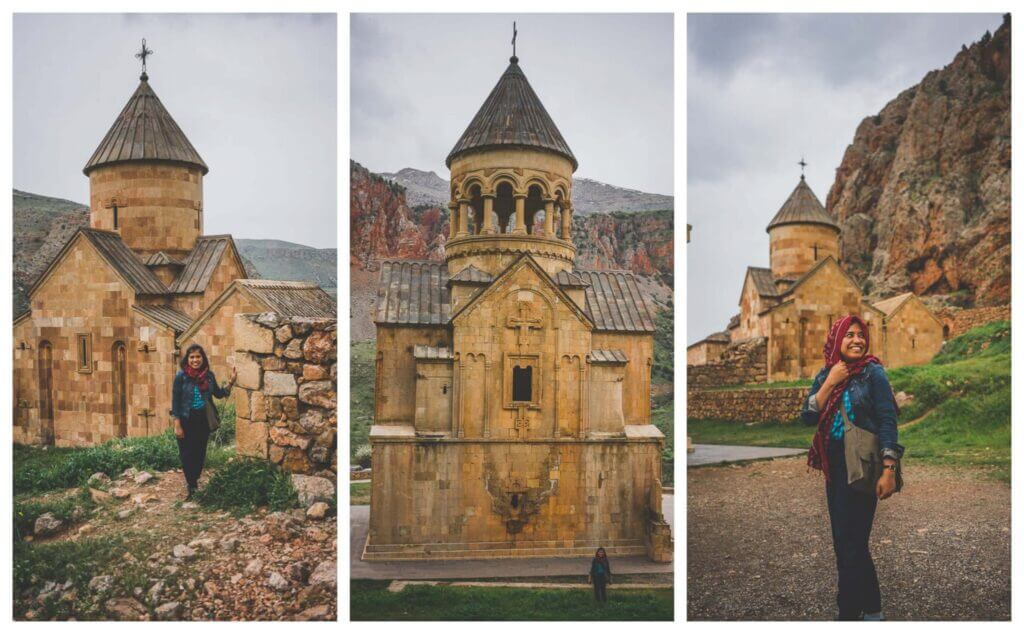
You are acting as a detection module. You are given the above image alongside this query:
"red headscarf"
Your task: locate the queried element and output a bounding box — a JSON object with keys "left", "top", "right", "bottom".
{"left": 807, "top": 315, "right": 898, "bottom": 479}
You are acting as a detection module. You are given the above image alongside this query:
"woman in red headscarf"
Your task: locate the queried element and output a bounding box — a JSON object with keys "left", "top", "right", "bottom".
{"left": 801, "top": 315, "right": 903, "bottom": 621}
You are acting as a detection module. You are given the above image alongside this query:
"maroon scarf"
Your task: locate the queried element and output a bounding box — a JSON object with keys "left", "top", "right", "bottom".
{"left": 807, "top": 315, "right": 897, "bottom": 480}
{"left": 184, "top": 363, "right": 210, "bottom": 393}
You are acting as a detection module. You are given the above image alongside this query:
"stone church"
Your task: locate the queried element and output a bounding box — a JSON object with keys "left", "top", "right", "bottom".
{"left": 688, "top": 175, "right": 944, "bottom": 381}
{"left": 13, "top": 63, "right": 333, "bottom": 446}
{"left": 366, "top": 53, "right": 672, "bottom": 562}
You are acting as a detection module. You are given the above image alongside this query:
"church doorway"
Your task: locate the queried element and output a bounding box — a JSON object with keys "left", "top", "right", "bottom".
{"left": 37, "top": 341, "right": 54, "bottom": 444}
{"left": 112, "top": 342, "right": 128, "bottom": 437}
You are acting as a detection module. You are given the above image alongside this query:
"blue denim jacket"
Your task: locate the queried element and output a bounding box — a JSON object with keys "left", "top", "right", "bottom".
{"left": 171, "top": 369, "right": 231, "bottom": 422}
{"left": 801, "top": 362, "right": 904, "bottom": 460}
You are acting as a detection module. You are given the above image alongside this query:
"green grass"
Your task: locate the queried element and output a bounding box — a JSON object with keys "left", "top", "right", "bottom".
{"left": 13, "top": 487, "right": 96, "bottom": 541}
{"left": 652, "top": 394, "right": 674, "bottom": 485}
{"left": 194, "top": 456, "right": 300, "bottom": 515}
{"left": 351, "top": 482, "right": 371, "bottom": 505}
{"left": 689, "top": 321, "right": 1011, "bottom": 480}
{"left": 350, "top": 580, "right": 673, "bottom": 621}
{"left": 350, "top": 340, "right": 376, "bottom": 462}
{"left": 14, "top": 430, "right": 234, "bottom": 497}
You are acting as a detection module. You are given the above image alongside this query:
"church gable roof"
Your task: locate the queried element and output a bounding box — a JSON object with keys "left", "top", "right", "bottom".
{"left": 575, "top": 269, "right": 656, "bottom": 333}
{"left": 375, "top": 260, "right": 451, "bottom": 326}
{"left": 446, "top": 57, "right": 577, "bottom": 169}
{"left": 745, "top": 266, "right": 782, "bottom": 298}
{"left": 84, "top": 76, "right": 208, "bottom": 175}
{"left": 133, "top": 304, "right": 193, "bottom": 334}
{"left": 30, "top": 228, "right": 168, "bottom": 298}
{"left": 167, "top": 235, "right": 246, "bottom": 294}
{"left": 766, "top": 177, "right": 839, "bottom": 232}
{"left": 872, "top": 291, "right": 915, "bottom": 316}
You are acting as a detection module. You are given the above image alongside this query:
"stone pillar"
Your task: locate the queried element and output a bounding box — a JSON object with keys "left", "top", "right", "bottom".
{"left": 457, "top": 200, "right": 470, "bottom": 237}
{"left": 482, "top": 194, "right": 495, "bottom": 234}
{"left": 543, "top": 198, "right": 554, "bottom": 236}
{"left": 561, "top": 202, "right": 572, "bottom": 240}
{"left": 513, "top": 194, "right": 527, "bottom": 235}
{"left": 448, "top": 202, "right": 458, "bottom": 239}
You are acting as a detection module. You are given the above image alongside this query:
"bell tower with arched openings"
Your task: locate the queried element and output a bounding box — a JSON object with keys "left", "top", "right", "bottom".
{"left": 444, "top": 52, "right": 577, "bottom": 279}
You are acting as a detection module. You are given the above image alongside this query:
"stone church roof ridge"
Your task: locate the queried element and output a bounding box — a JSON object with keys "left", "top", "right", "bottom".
{"left": 84, "top": 75, "right": 208, "bottom": 175}
{"left": 168, "top": 235, "right": 246, "bottom": 294}
{"left": 446, "top": 56, "right": 577, "bottom": 169}
{"left": 133, "top": 304, "right": 193, "bottom": 334}
{"left": 29, "top": 228, "right": 169, "bottom": 297}
{"left": 766, "top": 176, "right": 840, "bottom": 232}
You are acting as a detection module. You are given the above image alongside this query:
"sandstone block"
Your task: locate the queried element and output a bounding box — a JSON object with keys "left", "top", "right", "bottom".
{"left": 235, "top": 353, "right": 262, "bottom": 391}
{"left": 234, "top": 314, "right": 274, "bottom": 354}
{"left": 298, "top": 380, "right": 335, "bottom": 409}
{"left": 302, "top": 330, "right": 336, "bottom": 365}
{"left": 264, "top": 372, "right": 298, "bottom": 396}
{"left": 303, "top": 364, "right": 328, "bottom": 381}
{"left": 236, "top": 419, "right": 268, "bottom": 458}
{"left": 233, "top": 388, "right": 251, "bottom": 419}
{"left": 250, "top": 391, "right": 267, "bottom": 422}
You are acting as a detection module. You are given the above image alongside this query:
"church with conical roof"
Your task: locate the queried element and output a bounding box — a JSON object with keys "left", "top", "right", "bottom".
{"left": 688, "top": 174, "right": 943, "bottom": 380}
{"left": 366, "top": 52, "right": 672, "bottom": 561}
{"left": 13, "top": 57, "right": 333, "bottom": 447}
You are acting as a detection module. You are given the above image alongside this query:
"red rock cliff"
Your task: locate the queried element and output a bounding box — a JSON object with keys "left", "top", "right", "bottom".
{"left": 827, "top": 15, "right": 1010, "bottom": 307}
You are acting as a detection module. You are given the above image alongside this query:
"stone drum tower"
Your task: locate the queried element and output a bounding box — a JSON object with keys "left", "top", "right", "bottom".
{"left": 367, "top": 51, "right": 672, "bottom": 562}
{"left": 83, "top": 69, "right": 208, "bottom": 260}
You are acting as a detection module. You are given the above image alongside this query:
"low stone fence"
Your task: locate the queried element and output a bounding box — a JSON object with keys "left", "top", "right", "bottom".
{"left": 232, "top": 313, "right": 338, "bottom": 478}
{"left": 934, "top": 304, "right": 1010, "bottom": 338}
{"left": 687, "top": 337, "right": 767, "bottom": 389}
{"left": 687, "top": 386, "right": 808, "bottom": 424}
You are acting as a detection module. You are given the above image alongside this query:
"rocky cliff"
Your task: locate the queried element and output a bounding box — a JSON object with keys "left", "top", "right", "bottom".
{"left": 350, "top": 160, "right": 675, "bottom": 341}
{"left": 827, "top": 15, "right": 1011, "bottom": 308}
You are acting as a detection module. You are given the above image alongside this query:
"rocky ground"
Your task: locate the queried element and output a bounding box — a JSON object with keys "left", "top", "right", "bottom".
{"left": 688, "top": 456, "right": 1010, "bottom": 621}
{"left": 16, "top": 467, "right": 337, "bottom": 621}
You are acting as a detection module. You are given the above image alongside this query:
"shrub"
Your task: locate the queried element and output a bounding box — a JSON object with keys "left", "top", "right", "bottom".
{"left": 194, "top": 457, "right": 299, "bottom": 515}
{"left": 210, "top": 401, "right": 237, "bottom": 446}
{"left": 354, "top": 444, "right": 373, "bottom": 469}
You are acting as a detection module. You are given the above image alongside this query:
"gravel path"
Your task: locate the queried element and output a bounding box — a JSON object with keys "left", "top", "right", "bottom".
{"left": 688, "top": 457, "right": 1010, "bottom": 620}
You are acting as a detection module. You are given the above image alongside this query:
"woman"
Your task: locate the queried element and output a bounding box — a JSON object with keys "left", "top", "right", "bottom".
{"left": 802, "top": 315, "right": 903, "bottom": 621}
{"left": 171, "top": 344, "right": 236, "bottom": 500}
{"left": 588, "top": 547, "right": 612, "bottom": 604}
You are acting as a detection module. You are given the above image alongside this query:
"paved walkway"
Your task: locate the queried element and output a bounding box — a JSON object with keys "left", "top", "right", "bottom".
{"left": 350, "top": 495, "right": 674, "bottom": 580}
{"left": 688, "top": 443, "right": 805, "bottom": 466}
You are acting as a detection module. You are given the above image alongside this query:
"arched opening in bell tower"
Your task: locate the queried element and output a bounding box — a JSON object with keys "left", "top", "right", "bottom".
{"left": 468, "top": 184, "right": 484, "bottom": 234}
{"left": 495, "top": 181, "right": 515, "bottom": 234}
{"left": 525, "top": 184, "right": 544, "bottom": 235}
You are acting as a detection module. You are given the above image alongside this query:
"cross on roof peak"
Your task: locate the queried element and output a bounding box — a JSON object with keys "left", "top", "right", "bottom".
{"left": 798, "top": 157, "right": 808, "bottom": 180}
{"left": 135, "top": 38, "right": 153, "bottom": 81}
{"left": 510, "top": 21, "right": 519, "bottom": 64}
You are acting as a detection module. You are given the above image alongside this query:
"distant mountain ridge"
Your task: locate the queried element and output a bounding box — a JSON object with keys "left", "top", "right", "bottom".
{"left": 11, "top": 189, "right": 337, "bottom": 316}
{"left": 381, "top": 166, "right": 674, "bottom": 214}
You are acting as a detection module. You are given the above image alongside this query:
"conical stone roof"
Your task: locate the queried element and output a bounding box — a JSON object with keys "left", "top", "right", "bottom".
{"left": 766, "top": 176, "right": 839, "bottom": 232}
{"left": 446, "top": 57, "right": 576, "bottom": 169}
{"left": 84, "top": 74, "right": 208, "bottom": 175}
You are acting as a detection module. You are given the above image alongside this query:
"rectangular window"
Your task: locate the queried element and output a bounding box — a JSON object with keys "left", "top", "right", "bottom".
{"left": 512, "top": 365, "right": 532, "bottom": 402}
{"left": 76, "top": 333, "right": 92, "bottom": 373}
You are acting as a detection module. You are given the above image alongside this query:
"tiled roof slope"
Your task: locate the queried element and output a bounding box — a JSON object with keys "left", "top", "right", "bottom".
{"left": 447, "top": 57, "right": 576, "bottom": 169}
{"left": 84, "top": 76, "right": 208, "bottom": 175}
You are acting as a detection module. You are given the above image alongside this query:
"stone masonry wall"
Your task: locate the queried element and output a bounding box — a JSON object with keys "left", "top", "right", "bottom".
{"left": 687, "top": 387, "right": 808, "bottom": 424}
{"left": 232, "top": 313, "right": 337, "bottom": 478}
{"left": 934, "top": 304, "right": 1011, "bottom": 338}
{"left": 687, "top": 337, "right": 767, "bottom": 389}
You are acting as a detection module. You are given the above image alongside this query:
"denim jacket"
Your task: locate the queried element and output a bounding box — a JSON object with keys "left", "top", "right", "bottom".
{"left": 801, "top": 362, "right": 904, "bottom": 461}
{"left": 171, "top": 369, "right": 231, "bottom": 422}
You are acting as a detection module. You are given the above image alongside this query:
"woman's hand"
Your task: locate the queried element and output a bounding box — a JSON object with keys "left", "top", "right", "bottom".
{"left": 173, "top": 419, "right": 185, "bottom": 440}
{"left": 825, "top": 361, "right": 850, "bottom": 387}
{"left": 229, "top": 366, "right": 237, "bottom": 384}
{"left": 876, "top": 468, "right": 897, "bottom": 500}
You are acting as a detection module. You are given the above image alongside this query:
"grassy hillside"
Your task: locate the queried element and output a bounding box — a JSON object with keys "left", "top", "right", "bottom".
{"left": 690, "top": 321, "right": 1011, "bottom": 480}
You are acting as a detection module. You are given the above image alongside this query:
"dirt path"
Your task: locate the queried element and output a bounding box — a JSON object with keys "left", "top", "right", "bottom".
{"left": 688, "top": 456, "right": 1010, "bottom": 620}
{"left": 17, "top": 468, "right": 336, "bottom": 621}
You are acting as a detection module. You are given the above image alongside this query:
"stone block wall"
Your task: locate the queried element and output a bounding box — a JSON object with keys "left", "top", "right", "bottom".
{"left": 232, "top": 313, "right": 337, "bottom": 477}
{"left": 687, "top": 387, "right": 808, "bottom": 424}
{"left": 934, "top": 304, "right": 1011, "bottom": 338}
{"left": 687, "top": 337, "right": 767, "bottom": 389}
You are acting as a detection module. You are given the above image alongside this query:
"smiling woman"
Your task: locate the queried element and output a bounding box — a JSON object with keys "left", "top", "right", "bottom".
{"left": 801, "top": 315, "right": 903, "bottom": 620}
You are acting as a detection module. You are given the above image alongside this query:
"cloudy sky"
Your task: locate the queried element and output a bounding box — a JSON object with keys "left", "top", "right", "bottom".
{"left": 351, "top": 13, "right": 673, "bottom": 195}
{"left": 687, "top": 13, "right": 1004, "bottom": 344}
{"left": 14, "top": 14, "right": 337, "bottom": 248}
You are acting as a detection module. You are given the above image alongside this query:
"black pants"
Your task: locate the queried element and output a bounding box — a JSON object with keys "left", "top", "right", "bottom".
{"left": 592, "top": 577, "right": 608, "bottom": 603}
{"left": 826, "top": 438, "right": 881, "bottom": 620}
{"left": 177, "top": 408, "right": 210, "bottom": 489}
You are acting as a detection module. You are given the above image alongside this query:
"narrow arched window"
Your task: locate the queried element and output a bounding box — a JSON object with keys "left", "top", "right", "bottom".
{"left": 512, "top": 365, "right": 532, "bottom": 402}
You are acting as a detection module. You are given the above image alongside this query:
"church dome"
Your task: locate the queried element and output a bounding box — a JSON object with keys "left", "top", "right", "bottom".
{"left": 83, "top": 74, "right": 208, "bottom": 175}
{"left": 765, "top": 176, "right": 839, "bottom": 232}
{"left": 446, "top": 57, "right": 576, "bottom": 170}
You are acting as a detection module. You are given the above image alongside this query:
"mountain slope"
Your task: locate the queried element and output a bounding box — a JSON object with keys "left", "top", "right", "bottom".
{"left": 827, "top": 16, "right": 1011, "bottom": 307}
